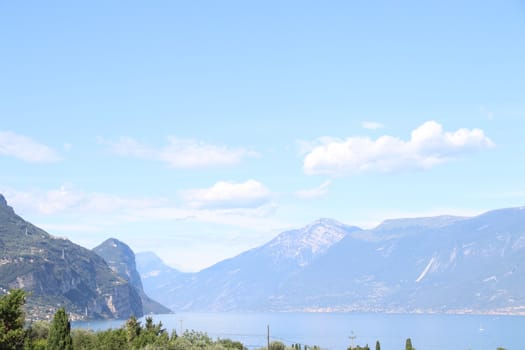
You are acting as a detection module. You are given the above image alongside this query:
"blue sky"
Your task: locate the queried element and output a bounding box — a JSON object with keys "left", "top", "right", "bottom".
{"left": 1, "top": 1, "right": 524, "bottom": 271}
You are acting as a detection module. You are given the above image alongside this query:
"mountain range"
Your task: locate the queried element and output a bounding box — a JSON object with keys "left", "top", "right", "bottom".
{"left": 3, "top": 190, "right": 525, "bottom": 317}
{"left": 137, "top": 209, "right": 525, "bottom": 315}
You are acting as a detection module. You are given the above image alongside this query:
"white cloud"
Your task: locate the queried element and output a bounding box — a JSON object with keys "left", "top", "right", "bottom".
{"left": 0, "top": 131, "right": 61, "bottom": 163}
{"left": 303, "top": 120, "right": 494, "bottom": 176}
{"left": 105, "top": 136, "right": 257, "bottom": 168}
{"left": 362, "top": 121, "right": 384, "bottom": 130}
{"left": 183, "top": 180, "right": 272, "bottom": 209}
{"left": 295, "top": 180, "right": 331, "bottom": 199}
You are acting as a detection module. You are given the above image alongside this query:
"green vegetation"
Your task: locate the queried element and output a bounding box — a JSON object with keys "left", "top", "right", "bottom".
{"left": 0, "top": 289, "right": 26, "bottom": 350}
{"left": 0, "top": 289, "right": 511, "bottom": 350}
{"left": 0, "top": 289, "right": 247, "bottom": 350}
{"left": 47, "top": 307, "right": 73, "bottom": 350}
{"left": 405, "top": 338, "right": 413, "bottom": 350}
{"left": 348, "top": 345, "right": 369, "bottom": 350}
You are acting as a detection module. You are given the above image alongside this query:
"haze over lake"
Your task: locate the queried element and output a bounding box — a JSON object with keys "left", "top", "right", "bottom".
{"left": 74, "top": 312, "right": 524, "bottom": 350}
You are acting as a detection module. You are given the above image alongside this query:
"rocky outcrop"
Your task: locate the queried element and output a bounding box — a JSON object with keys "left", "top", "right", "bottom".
{"left": 0, "top": 194, "right": 143, "bottom": 320}
{"left": 93, "top": 238, "right": 171, "bottom": 315}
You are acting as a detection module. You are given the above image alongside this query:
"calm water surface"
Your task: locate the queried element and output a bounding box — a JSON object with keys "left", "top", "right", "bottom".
{"left": 73, "top": 312, "right": 525, "bottom": 350}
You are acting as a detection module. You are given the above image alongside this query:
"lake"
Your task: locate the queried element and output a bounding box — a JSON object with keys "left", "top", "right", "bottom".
{"left": 73, "top": 312, "right": 525, "bottom": 350}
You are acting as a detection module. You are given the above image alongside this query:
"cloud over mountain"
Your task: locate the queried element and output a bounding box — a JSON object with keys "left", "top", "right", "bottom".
{"left": 303, "top": 121, "right": 494, "bottom": 176}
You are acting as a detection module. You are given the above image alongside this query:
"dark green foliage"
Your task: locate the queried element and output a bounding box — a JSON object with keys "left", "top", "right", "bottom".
{"left": 71, "top": 329, "right": 97, "bottom": 350}
{"left": 25, "top": 320, "right": 50, "bottom": 350}
{"left": 94, "top": 328, "right": 127, "bottom": 350}
{"left": 348, "top": 345, "right": 369, "bottom": 350}
{"left": 0, "top": 289, "right": 26, "bottom": 350}
{"left": 405, "top": 338, "right": 414, "bottom": 350}
{"left": 303, "top": 345, "right": 320, "bottom": 350}
{"left": 375, "top": 340, "right": 380, "bottom": 350}
{"left": 47, "top": 308, "right": 73, "bottom": 350}
{"left": 132, "top": 316, "right": 169, "bottom": 349}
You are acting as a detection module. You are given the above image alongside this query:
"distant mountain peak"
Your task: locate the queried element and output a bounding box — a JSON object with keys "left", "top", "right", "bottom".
{"left": 100, "top": 237, "right": 128, "bottom": 250}
{"left": 306, "top": 217, "right": 345, "bottom": 228}
{"left": 0, "top": 194, "right": 15, "bottom": 216}
{"left": 265, "top": 218, "right": 361, "bottom": 265}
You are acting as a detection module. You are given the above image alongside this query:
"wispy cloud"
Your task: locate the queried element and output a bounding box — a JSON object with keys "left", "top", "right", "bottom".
{"left": 1, "top": 186, "right": 285, "bottom": 272}
{"left": 3, "top": 184, "right": 164, "bottom": 215}
{"left": 0, "top": 131, "right": 62, "bottom": 163}
{"left": 295, "top": 180, "right": 331, "bottom": 199}
{"left": 362, "top": 121, "right": 384, "bottom": 130}
{"left": 303, "top": 120, "right": 494, "bottom": 176}
{"left": 1, "top": 184, "right": 280, "bottom": 234}
{"left": 479, "top": 105, "right": 494, "bottom": 120}
{"left": 182, "top": 180, "right": 272, "bottom": 209}
{"left": 104, "top": 136, "right": 257, "bottom": 168}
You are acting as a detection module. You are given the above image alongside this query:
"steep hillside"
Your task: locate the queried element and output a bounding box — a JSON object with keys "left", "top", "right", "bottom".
{"left": 0, "top": 194, "right": 143, "bottom": 320}
{"left": 93, "top": 238, "right": 171, "bottom": 314}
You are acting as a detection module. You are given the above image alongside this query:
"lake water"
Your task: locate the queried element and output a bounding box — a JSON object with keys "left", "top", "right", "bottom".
{"left": 73, "top": 312, "right": 525, "bottom": 350}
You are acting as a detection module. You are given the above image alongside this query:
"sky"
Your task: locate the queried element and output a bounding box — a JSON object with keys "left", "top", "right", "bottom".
{"left": 1, "top": 1, "right": 524, "bottom": 271}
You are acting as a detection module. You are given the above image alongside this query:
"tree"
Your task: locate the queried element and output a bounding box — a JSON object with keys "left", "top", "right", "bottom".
{"left": 47, "top": 308, "right": 73, "bottom": 350}
{"left": 26, "top": 320, "right": 50, "bottom": 350}
{"left": 0, "top": 289, "right": 26, "bottom": 350}
{"left": 375, "top": 340, "right": 380, "bottom": 350}
{"left": 125, "top": 315, "right": 141, "bottom": 343}
{"left": 405, "top": 338, "right": 414, "bottom": 350}
{"left": 269, "top": 341, "right": 286, "bottom": 350}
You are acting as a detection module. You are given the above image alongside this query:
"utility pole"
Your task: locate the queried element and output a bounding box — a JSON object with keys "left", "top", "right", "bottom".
{"left": 267, "top": 325, "right": 270, "bottom": 350}
{"left": 179, "top": 319, "right": 183, "bottom": 336}
{"left": 349, "top": 331, "right": 356, "bottom": 350}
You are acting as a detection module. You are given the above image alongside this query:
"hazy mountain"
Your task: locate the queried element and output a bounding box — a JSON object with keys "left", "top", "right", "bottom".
{"left": 93, "top": 239, "right": 171, "bottom": 315}
{"left": 135, "top": 251, "right": 183, "bottom": 304}
{"left": 0, "top": 194, "right": 143, "bottom": 320}
{"left": 151, "top": 208, "right": 525, "bottom": 314}
{"left": 148, "top": 218, "right": 362, "bottom": 311}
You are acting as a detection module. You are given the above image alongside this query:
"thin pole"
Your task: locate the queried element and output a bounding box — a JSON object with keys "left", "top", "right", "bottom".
{"left": 349, "top": 331, "right": 356, "bottom": 349}
{"left": 267, "top": 325, "right": 270, "bottom": 350}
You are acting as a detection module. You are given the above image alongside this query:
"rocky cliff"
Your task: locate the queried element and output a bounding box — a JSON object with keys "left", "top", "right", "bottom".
{"left": 93, "top": 238, "right": 171, "bottom": 315}
{"left": 0, "top": 194, "right": 143, "bottom": 320}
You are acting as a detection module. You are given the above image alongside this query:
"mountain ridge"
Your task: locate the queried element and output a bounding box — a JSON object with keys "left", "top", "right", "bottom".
{"left": 139, "top": 206, "right": 525, "bottom": 315}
